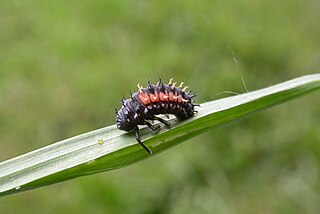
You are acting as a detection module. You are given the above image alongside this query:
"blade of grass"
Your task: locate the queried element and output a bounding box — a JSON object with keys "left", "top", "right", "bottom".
{"left": 0, "top": 74, "right": 319, "bottom": 197}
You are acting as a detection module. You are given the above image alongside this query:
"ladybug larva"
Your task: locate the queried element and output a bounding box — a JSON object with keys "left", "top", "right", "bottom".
{"left": 116, "top": 78, "right": 198, "bottom": 154}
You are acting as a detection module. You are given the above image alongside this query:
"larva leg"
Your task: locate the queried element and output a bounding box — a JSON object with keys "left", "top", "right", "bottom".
{"left": 134, "top": 126, "right": 152, "bottom": 155}
{"left": 153, "top": 116, "right": 171, "bottom": 128}
{"left": 144, "top": 121, "right": 161, "bottom": 132}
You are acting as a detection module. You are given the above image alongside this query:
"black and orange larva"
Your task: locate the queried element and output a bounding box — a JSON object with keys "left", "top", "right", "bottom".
{"left": 115, "top": 78, "right": 198, "bottom": 154}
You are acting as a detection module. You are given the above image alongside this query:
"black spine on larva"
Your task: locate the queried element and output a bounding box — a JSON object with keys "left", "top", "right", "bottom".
{"left": 116, "top": 79, "right": 197, "bottom": 132}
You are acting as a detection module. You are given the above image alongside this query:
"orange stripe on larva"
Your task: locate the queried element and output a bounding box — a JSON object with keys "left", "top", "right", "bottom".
{"left": 150, "top": 92, "right": 159, "bottom": 102}
{"left": 159, "top": 92, "right": 169, "bottom": 101}
{"left": 173, "top": 95, "right": 178, "bottom": 102}
{"left": 169, "top": 92, "right": 174, "bottom": 101}
{"left": 139, "top": 92, "right": 151, "bottom": 105}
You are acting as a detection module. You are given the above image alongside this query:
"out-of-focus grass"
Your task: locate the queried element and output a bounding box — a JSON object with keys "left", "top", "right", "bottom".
{"left": 0, "top": 0, "right": 319, "bottom": 213}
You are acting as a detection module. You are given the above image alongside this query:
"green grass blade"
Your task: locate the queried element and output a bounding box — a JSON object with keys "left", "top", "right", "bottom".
{"left": 0, "top": 74, "right": 319, "bottom": 197}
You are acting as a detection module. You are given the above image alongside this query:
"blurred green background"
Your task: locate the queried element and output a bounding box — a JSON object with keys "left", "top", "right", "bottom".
{"left": 1, "top": 0, "right": 319, "bottom": 213}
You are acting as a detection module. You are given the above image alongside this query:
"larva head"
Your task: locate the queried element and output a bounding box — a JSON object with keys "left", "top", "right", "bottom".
{"left": 116, "top": 107, "right": 134, "bottom": 131}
